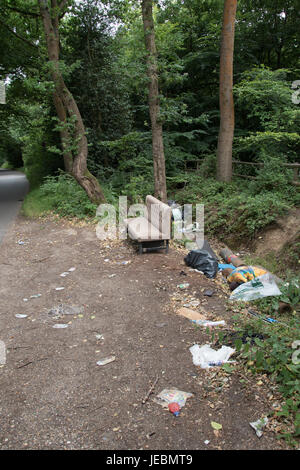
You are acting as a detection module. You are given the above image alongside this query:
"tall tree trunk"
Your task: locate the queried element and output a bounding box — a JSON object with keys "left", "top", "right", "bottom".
{"left": 141, "top": 0, "right": 167, "bottom": 203}
{"left": 216, "top": 0, "right": 237, "bottom": 182}
{"left": 38, "top": 0, "right": 106, "bottom": 204}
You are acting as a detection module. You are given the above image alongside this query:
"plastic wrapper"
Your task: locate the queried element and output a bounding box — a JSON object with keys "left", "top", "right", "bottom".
{"left": 189, "top": 344, "right": 235, "bottom": 369}
{"left": 154, "top": 389, "right": 193, "bottom": 409}
{"left": 230, "top": 273, "right": 282, "bottom": 301}
{"left": 249, "top": 417, "right": 268, "bottom": 438}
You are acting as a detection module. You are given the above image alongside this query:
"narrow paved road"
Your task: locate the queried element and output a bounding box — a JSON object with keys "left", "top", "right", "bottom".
{"left": 0, "top": 170, "right": 29, "bottom": 243}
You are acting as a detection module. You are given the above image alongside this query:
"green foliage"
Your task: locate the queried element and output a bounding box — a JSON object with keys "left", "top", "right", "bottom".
{"left": 36, "top": 172, "right": 98, "bottom": 219}
{"left": 62, "top": 0, "right": 133, "bottom": 142}
{"left": 234, "top": 132, "right": 300, "bottom": 165}
{"left": 22, "top": 139, "right": 58, "bottom": 188}
{"left": 234, "top": 68, "right": 295, "bottom": 131}
{"left": 234, "top": 68, "right": 300, "bottom": 169}
{"left": 22, "top": 186, "right": 55, "bottom": 218}
{"left": 21, "top": 104, "right": 62, "bottom": 188}
{"left": 173, "top": 171, "right": 294, "bottom": 241}
{"left": 2, "top": 0, "right": 299, "bottom": 247}
{"left": 0, "top": 134, "right": 23, "bottom": 169}
{"left": 253, "top": 278, "right": 300, "bottom": 317}
{"left": 231, "top": 311, "right": 300, "bottom": 442}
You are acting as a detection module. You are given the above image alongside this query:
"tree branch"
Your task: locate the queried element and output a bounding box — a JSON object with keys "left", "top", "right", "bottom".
{"left": 59, "top": 0, "right": 69, "bottom": 9}
{"left": 5, "top": 5, "right": 39, "bottom": 18}
{"left": 58, "top": 0, "right": 71, "bottom": 19}
{"left": 0, "top": 17, "right": 38, "bottom": 48}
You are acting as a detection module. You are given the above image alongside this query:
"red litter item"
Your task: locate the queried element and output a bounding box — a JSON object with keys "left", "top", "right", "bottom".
{"left": 168, "top": 402, "right": 181, "bottom": 416}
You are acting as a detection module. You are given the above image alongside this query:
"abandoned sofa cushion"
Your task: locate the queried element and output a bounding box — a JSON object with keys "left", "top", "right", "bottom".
{"left": 124, "top": 216, "right": 170, "bottom": 242}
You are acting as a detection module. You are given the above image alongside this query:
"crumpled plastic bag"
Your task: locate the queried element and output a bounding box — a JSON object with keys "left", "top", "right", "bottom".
{"left": 230, "top": 273, "right": 282, "bottom": 301}
{"left": 184, "top": 250, "right": 218, "bottom": 278}
{"left": 249, "top": 417, "right": 268, "bottom": 438}
{"left": 189, "top": 344, "right": 236, "bottom": 368}
{"left": 154, "top": 389, "right": 193, "bottom": 409}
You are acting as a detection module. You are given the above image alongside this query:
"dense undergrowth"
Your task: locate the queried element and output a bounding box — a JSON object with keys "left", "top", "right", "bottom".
{"left": 23, "top": 153, "right": 300, "bottom": 242}
{"left": 215, "top": 277, "right": 300, "bottom": 446}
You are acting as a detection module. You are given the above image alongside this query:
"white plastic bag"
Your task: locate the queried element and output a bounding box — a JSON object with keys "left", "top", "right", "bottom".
{"left": 189, "top": 344, "right": 235, "bottom": 369}
{"left": 230, "top": 273, "right": 282, "bottom": 302}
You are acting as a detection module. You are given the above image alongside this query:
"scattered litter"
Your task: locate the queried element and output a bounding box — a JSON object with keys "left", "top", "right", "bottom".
{"left": 97, "top": 356, "right": 116, "bottom": 366}
{"left": 180, "top": 271, "right": 187, "bottom": 276}
{"left": 191, "top": 319, "right": 226, "bottom": 328}
{"left": 218, "top": 263, "right": 235, "bottom": 271}
{"left": 189, "top": 344, "right": 235, "bottom": 369}
{"left": 211, "top": 421, "right": 222, "bottom": 431}
{"left": 30, "top": 294, "right": 41, "bottom": 299}
{"left": 248, "top": 309, "right": 279, "bottom": 324}
{"left": 171, "top": 206, "right": 183, "bottom": 222}
{"left": 168, "top": 402, "right": 181, "bottom": 416}
{"left": 23, "top": 298, "right": 28, "bottom": 302}
{"left": 183, "top": 300, "right": 200, "bottom": 308}
{"left": 230, "top": 273, "right": 282, "bottom": 301}
{"left": 154, "top": 389, "right": 193, "bottom": 416}
{"left": 15, "top": 314, "right": 28, "bottom": 319}
{"left": 95, "top": 334, "right": 104, "bottom": 340}
{"left": 226, "top": 265, "right": 267, "bottom": 285}
{"left": 204, "top": 289, "right": 214, "bottom": 297}
{"left": 48, "top": 304, "right": 84, "bottom": 317}
{"left": 104, "top": 259, "right": 110, "bottom": 262}
{"left": 55, "top": 287, "right": 65, "bottom": 291}
{"left": 184, "top": 250, "right": 218, "bottom": 279}
{"left": 63, "top": 305, "right": 84, "bottom": 315}
{"left": 60, "top": 268, "right": 76, "bottom": 277}
{"left": 108, "top": 274, "right": 116, "bottom": 278}
{"left": 249, "top": 417, "right": 268, "bottom": 438}
{"left": 18, "top": 240, "right": 25, "bottom": 245}
{"left": 177, "top": 307, "right": 207, "bottom": 322}
{"left": 177, "top": 283, "right": 189, "bottom": 290}
{"left": 52, "top": 324, "right": 69, "bottom": 329}
{"left": 179, "top": 222, "right": 201, "bottom": 233}
{"left": 204, "top": 440, "right": 210, "bottom": 445}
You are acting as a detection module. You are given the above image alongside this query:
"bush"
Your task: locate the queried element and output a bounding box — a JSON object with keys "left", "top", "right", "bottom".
{"left": 230, "top": 308, "right": 300, "bottom": 443}
{"left": 23, "top": 139, "right": 62, "bottom": 188}
{"left": 0, "top": 135, "right": 23, "bottom": 169}
{"left": 173, "top": 172, "right": 292, "bottom": 241}
{"left": 37, "top": 172, "right": 98, "bottom": 218}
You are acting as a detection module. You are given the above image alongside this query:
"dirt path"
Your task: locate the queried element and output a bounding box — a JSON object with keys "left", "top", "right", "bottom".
{"left": 0, "top": 215, "right": 289, "bottom": 450}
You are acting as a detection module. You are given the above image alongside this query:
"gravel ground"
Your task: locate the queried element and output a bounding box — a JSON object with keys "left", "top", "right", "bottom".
{"left": 0, "top": 215, "right": 290, "bottom": 450}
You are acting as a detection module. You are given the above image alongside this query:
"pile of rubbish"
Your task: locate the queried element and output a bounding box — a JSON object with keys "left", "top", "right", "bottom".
{"left": 218, "top": 248, "right": 283, "bottom": 302}
{"left": 183, "top": 243, "right": 283, "bottom": 303}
